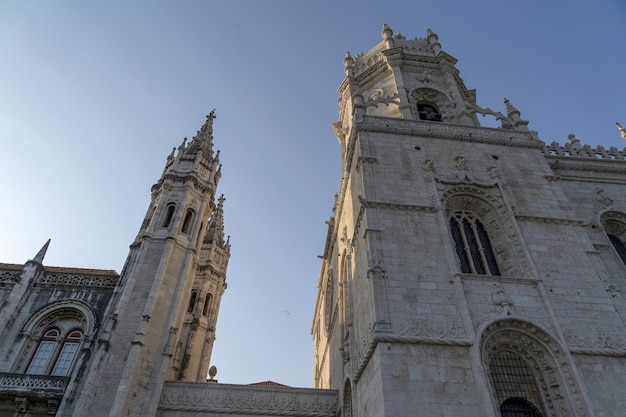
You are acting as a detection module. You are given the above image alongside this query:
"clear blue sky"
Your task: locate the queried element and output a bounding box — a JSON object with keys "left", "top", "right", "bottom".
{"left": 1, "top": 1, "right": 624, "bottom": 387}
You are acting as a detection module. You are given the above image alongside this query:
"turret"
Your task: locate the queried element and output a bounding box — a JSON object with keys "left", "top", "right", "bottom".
{"left": 75, "top": 112, "right": 230, "bottom": 417}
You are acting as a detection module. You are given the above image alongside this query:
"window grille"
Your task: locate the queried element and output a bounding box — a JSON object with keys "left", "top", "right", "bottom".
{"left": 450, "top": 211, "right": 500, "bottom": 275}
{"left": 608, "top": 233, "right": 626, "bottom": 266}
{"left": 489, "top": 351, "right": 545, "bottom": 417}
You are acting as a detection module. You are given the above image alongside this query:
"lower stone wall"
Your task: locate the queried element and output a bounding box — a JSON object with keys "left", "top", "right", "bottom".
{"left": 157, "top": 381, "right": 338, "bottom": 417}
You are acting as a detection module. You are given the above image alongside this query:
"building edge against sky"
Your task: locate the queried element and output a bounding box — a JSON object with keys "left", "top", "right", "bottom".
{"left": 1, "top": 24, "right": 626, "bottom": 417}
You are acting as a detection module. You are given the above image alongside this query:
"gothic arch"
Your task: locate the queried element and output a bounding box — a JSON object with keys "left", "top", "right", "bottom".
{"left": 479, "top": 319, "right": 588, "bottom": 417}
{"left": 21, "top": 299, "right": 97, "bottom": 338}
{"left": 442, "top": 188, "right": 526, "bottom": 278}
{"left": 599, "top": 211, "right": 626, "bottom": 266}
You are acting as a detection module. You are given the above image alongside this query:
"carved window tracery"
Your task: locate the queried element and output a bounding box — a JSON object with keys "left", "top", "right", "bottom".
{"left": 481, "top": 320, "right": 583, "bottom": 417}
{"left": 450, "top": 211, "right": 500, "bottom": 275}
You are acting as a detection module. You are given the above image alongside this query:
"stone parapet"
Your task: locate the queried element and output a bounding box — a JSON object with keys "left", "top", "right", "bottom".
{"left": 158, "top": 381, "right": 338, "bottom": 417}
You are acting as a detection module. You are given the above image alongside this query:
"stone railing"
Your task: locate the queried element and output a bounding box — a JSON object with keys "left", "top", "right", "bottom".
{"left": 37, "top": 273, "right": 118, "bottom": 288}
{"left": 0, "top": 373, "right": 69, "bottom": 398}
{"left": 159, "top": 381, "right": 338, "bottom": 417}
{"left": 543, "top": 136, "right": 626, "bottom": 161}
{"left": 0, "top": 270, "right": 19, "bottom": 283}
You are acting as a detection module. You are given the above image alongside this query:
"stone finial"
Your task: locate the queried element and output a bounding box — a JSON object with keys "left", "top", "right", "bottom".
{"left": 343, "top": 51, "right": 354, "bottom": 77}
{"left": 426, "top": 28, "right": 441, "bottom": 55}
{"left": 504, "top": 98, "right": 520, "bottom": 116}
{"left": 381, "top": 24, "right": 394, "bottom": 49}
{"left": 617, "top": 122, "right": 626, "bottom": 140}
{"left": 568, "top": 133, "right": 581, "bottom": 149}
{"left": 32, "top": 239, "right": 51, "bottom": 264}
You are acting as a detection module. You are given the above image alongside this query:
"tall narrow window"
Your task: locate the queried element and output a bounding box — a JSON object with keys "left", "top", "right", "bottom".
{"left": 51, "top": 330, "right": 82, "bottom": 376}
{"left": 187, "top": 290, "right": 198, "bottom": 314}
{"left": 450, "top": 211, "right": 500, "bottom": 275}
{"left": 202, "top": 293, "right": 212, "bottom": 316}
{"left": 162, "top": 204, "right": 176, "bottom": 228}
{"left": 26, "top": 328, "right": 59, "bottom": 374}
{"left": 181, "top": 209, "right": 194, "bottom": 235}
{"left": 608, "top": 233, "right": 626, "bottom": 266}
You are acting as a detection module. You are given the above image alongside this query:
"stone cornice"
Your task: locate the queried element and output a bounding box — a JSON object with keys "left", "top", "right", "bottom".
{"left": 356, "top": 116, "right": 542, "bottom": 148}
{"left": 514, "top": 215, "right": 586, "bottom": 226}
{"left": 159, "top": 382, "right": 338, "bottom": 417}
{"left": 153, "top": 173, "right": 215, "bottom": 194}
{"left": 546, "top": 157, "right": 626, "bottom": 175}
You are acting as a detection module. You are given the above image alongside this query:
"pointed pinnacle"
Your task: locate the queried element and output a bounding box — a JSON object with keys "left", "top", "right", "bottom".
{"left": 33, "top": 239, "right": 51, "bottom": 264}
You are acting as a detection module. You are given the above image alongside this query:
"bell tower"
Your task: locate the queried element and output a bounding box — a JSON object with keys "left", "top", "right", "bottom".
{"left": 70, "top": 111, "right": 230, "bottom": 417}
{"left": 313, "top": 25, "right": 604, "bottom": 417}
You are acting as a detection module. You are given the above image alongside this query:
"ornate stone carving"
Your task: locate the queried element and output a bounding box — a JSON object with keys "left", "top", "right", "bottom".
{"left": 0, "top": 269, "right": 20, "bottom": 283}
{"left": 37, "top": 272, "right": 117, "bottom": 287}
{"left": 481, "top": 319, "right": 590, "bottom": 417}
{"left": 159, "top": 381, "right": 338, "bottom": 417}
{"left": 357, "top": 115, "right": 541, "bottom": 148}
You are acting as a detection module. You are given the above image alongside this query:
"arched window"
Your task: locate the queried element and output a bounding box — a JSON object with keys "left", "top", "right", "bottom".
{"left": 450, "top": 211, "right": 500, "bottom": 275}
{"left": 187, "top": 290, "right": 198, "bottom": 314}
{"left": 202, "top": 293, "right": 212, "bottom": 316}
{"left": 417, "top": 103, "right": 442, "bottom": 121}
{"left": 181, "top": 209, "right": 195, "bottom": 235}
{"left": 51, "top": 330, "right": 82, "bottom": 376}
{"left": 489, "top": 351, "right": 545, "bottom": 417}
{"left": 162, "top": 204, "right": 176, "bottom": 228}
{"left": 608, "top": 233, "right": 626, "bottom": 266}
{"left": 26, "top": 328, "right": 83, "bottom": 376}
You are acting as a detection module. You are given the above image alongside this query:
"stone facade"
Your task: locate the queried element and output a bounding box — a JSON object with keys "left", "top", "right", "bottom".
{"left": 312, "top": 25, "right": 626, "bottom": 417}
{"left": 2, "top": 25, "right": 626, "bottom": 417}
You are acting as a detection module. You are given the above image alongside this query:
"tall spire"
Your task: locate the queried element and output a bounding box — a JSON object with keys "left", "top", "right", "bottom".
{"left": 182, "top": 110, "right": 217, "bottom": 162}
{"left": 31, "top": 239, "right": 50, "bottom": 264}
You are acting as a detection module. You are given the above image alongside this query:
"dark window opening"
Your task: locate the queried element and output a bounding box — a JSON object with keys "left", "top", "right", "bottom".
{"left": 162, "top": 205, "right": 176, "bottom": 228}
{"left": 608, "top": 233, "right": 626, "bottom": 266}
{"left": 450, "top": 212, "right": 500, "bottom": 275}
{"left": 417, "top": 104, "right": 442, "bottom": 121}
{"left": 181, "top": 209, "right": 194, "bottom": 235}
{"left": 500, "top": 398, "right": 544, "bottom": 417}
{"left": 202, "top": 293, "right": 212, "bottom": 316}
{"left": 187, "top": 290, "right": 198, "bottom": 314}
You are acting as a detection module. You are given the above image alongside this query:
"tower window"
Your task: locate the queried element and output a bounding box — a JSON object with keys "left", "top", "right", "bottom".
{"left": 187, "top": 290, "right": 198, "bottom": 314}
{"left": 181, "top": 209, "right": 195, "bottom": 235}
{"left": 450, "top": 211, "right": 500, "bottom": 275}
{"left": 417, "top": 104, "right": 442, "bottom": 121}
{"left": 162, "top": 204, "right": 176, "bottom": 228}
{"left": 202, "top": 293, "right": 212, "bottom": 316}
